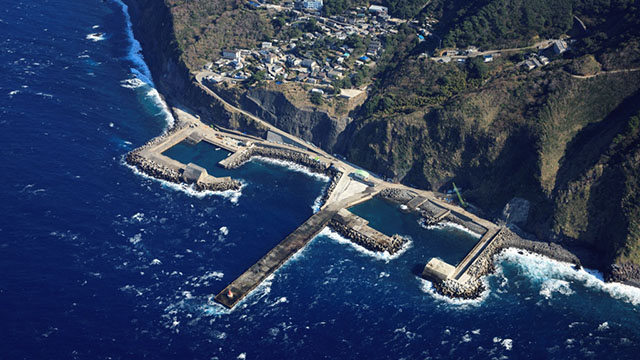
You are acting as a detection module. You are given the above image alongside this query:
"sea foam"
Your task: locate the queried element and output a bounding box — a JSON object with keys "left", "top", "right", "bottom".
{"left": 251, "top": 156, "right": 330, "bottom": 182}
{"left": 418, "top": 277, "right": 489, "bottom": 308}
{"left": 496, "top": 248, "right": 640, "bottom": 306}
{"left": 123, "top": 158, "right": 244, "bottom": 202}
{"left": 419, "top": 219, "right": 483, "bottom": 238}
{"left": 319, "top": 227, "right": 412, "bottom": 262}
{"left": 111, "top": 0, "right": 174, "bottom": 128}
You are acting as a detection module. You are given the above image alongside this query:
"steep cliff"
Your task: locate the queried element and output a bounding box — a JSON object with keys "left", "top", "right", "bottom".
{"left": 125, "top": 0, "right": 347, "bottom": 148}
{"left": 124, "top": 0, "right": 268, "bottom": 136}
{"left": 124, "top": 0, "right": 640, "bottom": 279}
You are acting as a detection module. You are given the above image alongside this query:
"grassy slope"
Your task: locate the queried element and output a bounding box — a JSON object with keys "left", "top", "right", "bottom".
{"left": 345, "top": 0, "right": 640, "bottom": 266}
{"left": 167, "top": 0, "right": 273, "bottom": 70}
{"left": 164, "top": 0, "right": 640, "bottom": 268}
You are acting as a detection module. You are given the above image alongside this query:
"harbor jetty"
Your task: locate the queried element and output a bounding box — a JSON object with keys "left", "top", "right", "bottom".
{"left": 215, "top": 207, "right": 338, "bottom": 308}
{"left": 125, "top": 124, "right": 241, "bottom": 192}
{"left": 329, "top": 209, "right": 406, "bottom": 255}
{"left": 127, "top": 106, "right": 547, "bottom": 305}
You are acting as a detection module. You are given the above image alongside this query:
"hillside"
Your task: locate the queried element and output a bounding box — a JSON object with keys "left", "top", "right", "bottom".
{"left": 125, "top": 0, "right": 640, "bottom": 278}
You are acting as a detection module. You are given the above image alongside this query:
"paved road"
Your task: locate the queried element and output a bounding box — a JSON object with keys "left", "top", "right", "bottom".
{"left": 431, "top": 40, "right": 554, "bottom": 61}
{"left": 195, "top": 71, "right": 331, "bottom": 158}
{"left": 570, "top": 67, "right": 640, "bottom": 79}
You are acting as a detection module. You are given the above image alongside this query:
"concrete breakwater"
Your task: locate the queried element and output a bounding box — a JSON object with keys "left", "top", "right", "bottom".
{"left": 433, "top": 228, "right": 583, "bottom": 299}
{"left": 220, "top": 145, "right": 343, "bottom": 207}
{"left": 126, "top": 151, "right": 241, "bottom": 192}
{"left": 379, "top": 188, "right": 416, "bottom": 204}
{"left": 319, "top": 170, "right": 343, "bottom": 208}
{"left": 328, "top": 210, "right": 407, "bottom": 255}
{"left": 126, "top": 151, "right": 181, "bottom": 182}
{"left": 125, "top": 121, "right": 241, "bottom": 192}
{"left": 220, "top": 145, "right": 334, "bottom": 174}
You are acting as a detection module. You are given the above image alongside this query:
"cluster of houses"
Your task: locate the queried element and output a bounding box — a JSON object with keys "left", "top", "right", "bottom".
{"left": 520, "top": 39, "right": 567, "bottom": 71}
{"left": 422, "top": 37, "right": 570, "bottom": 71}
{"left": 203, "top": 2, "right": 403, "bottom": 100}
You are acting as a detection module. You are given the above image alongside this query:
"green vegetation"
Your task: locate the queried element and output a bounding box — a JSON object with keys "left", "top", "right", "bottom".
{"left": 424, "top": 0, "right": 640, "bottom": 55}
{"left": 167, "top": 0, "right": 274, "bottom": 70}
{"left": 323, "top": 0, "right": 367, "bottom": 16}
{"left": 162, "top": 0, "right": 640, "bottom": 271}
{"left": 381, "top": 0, "right": 429, "bottom": 19}
{"left": 310, "top": 92, "right": 324, "bottom": 105}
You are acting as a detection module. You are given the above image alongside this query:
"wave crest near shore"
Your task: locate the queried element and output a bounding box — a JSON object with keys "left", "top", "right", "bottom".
{"left": 122, "top": 158, "right": 243, "bottom": 203}
{"left": 111, "top": 0, "right": 174, "bottom": 128}
{"left": 319, "top": 227, "right": 412, "bottom": 262}
{"left": 496, "top": 248, "right": 640, "bottom": 306}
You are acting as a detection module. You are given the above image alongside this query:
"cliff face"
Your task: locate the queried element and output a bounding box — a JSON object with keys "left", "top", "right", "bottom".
{"left": 240, "top": 88, "right": 350, "bottom": 151}
{"left": 124, "top": 0, "right": 345, "bottom": 148}
{"left": 123, "top": 0, "right": 640, "bottom": 278}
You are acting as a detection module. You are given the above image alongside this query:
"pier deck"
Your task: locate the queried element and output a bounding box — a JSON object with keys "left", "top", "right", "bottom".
{"left": 218, "top": 146, "right": 251, "bottom": 168}
{"left": 214, "top": 208, "right": 337, "bottom": 308}
{"left": 331, "top": 209, "right": 397, "bottom": 250}
{"left": 452, "top": 227, "right": 502, "bottom": 281}
{"left": 405, "top": 195, "right": 428, "bottom": 210}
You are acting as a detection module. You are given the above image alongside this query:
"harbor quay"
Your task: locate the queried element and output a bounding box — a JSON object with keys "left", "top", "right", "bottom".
{"left": 125, "top": 107, "right": 519, "bottom": 305}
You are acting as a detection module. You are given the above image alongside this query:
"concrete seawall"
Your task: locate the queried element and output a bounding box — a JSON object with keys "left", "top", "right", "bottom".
{"left": 431, "top": 227, "right": 583, "bottom": 299}
{"left": 215, "top": 208, "right": 338, "bottom": 308}
{"left": 125, "top": 124, "right": 241, "bottom": 192}
{"left": 329, "top": 209, "right": 407, "bottom": 255}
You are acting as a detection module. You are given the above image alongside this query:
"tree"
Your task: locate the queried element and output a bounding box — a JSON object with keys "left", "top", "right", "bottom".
{"left": 310, "top": 92, "right": 324, "bottom": 105}
{"left": 468, "top": 57, "right": 488, "bottom": 79}
{"left": 249, "top": 70, "right": 266, "bottom": 84}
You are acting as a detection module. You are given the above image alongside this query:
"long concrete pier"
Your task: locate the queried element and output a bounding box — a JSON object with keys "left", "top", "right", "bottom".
{"left": 214, "top": 189, "right": 380, "bottom": 309}
{"left": 214, "top": 208, "right": 337, "bottom": 308}
{"left": 129, "top": 106, "right": 509, "bottom": 303}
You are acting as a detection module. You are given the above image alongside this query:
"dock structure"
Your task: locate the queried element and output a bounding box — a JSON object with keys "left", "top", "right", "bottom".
{"left": 433, "top": 209, "right": 451, "bottom": 222}
{"left": 405, "top": 195, "right": 428, "bottom": 210}
{"left": 131, "top": 107, "right": 509, "bottom": 304}
{"left": 214, "top": 208, "right": 338, "bottom": 308}
{"left": 451, "top": 227, "right": 501, "bottom": 282}
{"left": 218, "top": 146, "right": 251, "bottom": 168}
{"left": 214, "top": 190, "right": 381, "bottom": 309}
{"left": 330, "top": 209, "right": 405, "bottom": 254}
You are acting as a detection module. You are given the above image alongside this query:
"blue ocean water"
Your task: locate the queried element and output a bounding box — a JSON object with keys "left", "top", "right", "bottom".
{"left": 1, "top": 0, "right": 640, "bottom": 358}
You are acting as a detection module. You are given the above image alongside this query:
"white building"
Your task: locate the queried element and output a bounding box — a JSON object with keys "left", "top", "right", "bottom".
{"left": 553, "top": 40, "right": 568, "bottom": 54}
{"left": 368, "top": 5, "right": 388, "bottom": 16}
{"left": 222, "top": 49, "right": 241, "bottom": 60}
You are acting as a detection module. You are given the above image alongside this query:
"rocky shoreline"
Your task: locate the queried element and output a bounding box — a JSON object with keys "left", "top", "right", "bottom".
{"left": 328, "top": 219, "right": 407, "bottom": 255}
{"left": 433, "top": 227, "right": 584, "bottom": 299}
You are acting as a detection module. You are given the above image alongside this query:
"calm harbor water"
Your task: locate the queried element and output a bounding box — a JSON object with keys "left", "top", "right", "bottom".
{"left": 1, "top": 0, "right": 640, "bottom": 358}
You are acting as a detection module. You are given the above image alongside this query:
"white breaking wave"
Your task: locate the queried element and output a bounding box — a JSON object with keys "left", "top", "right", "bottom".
{"left": 144, "top": 86, "right": 175, "bottom": 128}
{"left": 319, "top": 227, "right": 412, "bottom": 262}
{"left": 119, "top": 77, "right": 145, "bottom": 89}
{"left": 496, "top": 248, "right": 640, "bottom": 306}
{"left": 129, "top": 233, "right": 142, "bottom": 245}
{"left": 86, "top": 32, "right": 105, "bottom": 42}
{"left": 539, "top": 278, "right": 574, "bottom": 299}
{"left": 418, "top": 277, "right": 490, "bottom": 308}
{"left": 311, "top": 182, "right": 329, "bottom": 213}
{"left": 252, "top": 156, "right": 330, "bottom": 182}
{"left": 419, "top": 219, "right": 483, "bottom": 238}
{"left": 123, "top": 159, "right": 243, "bottom": 202}
{"left": 111, "top": 0, "right": 153, "bottom": 84}
{"left": 199, "top": 271, "right": 224, "bottom": 282}
{"left": 111, "top": 0, "right": 175, "bottom": 128}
